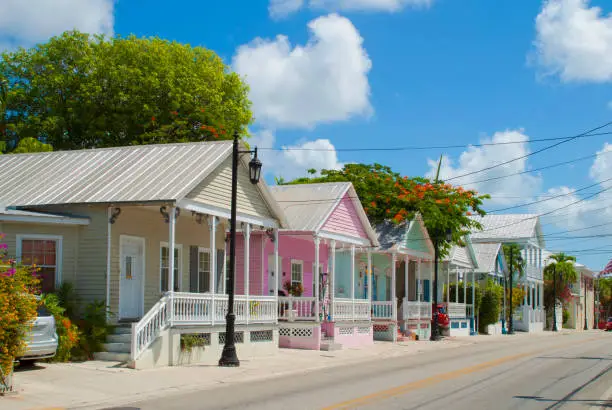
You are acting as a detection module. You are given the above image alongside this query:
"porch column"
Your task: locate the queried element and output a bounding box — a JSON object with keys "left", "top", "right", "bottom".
{"left": 314, "top": 235, "right": 320, "bottom": 322}
{"left": 472, "top": 270, "right": 476, "bottom": 321}
{"left": 446, "top": 263, "right": 450, "bottom": 305}
{"left": 456, "top": 269, "right": 459, "bottom": 304}
{"left": 330, "top": 240, "right": 336, "bottom": 321}
{"left": 209, "top": 216, "right": 217, "bottom": 326}
{"left": 274, "top": 229, "right": 279, "bottom": 298}
{"left": 350, "top": 245, "right": 356, "bottom": 320}
{"left": 391, "top": 253, "right": 397, "bottom": 321}
{"left": 463, "top": 271, "right": 467, "bottom": 305}
{"left": 367, "top": 251, "right": 372, "bottom": 303}
{"left": 168, "top": 205, "right": 176, "bottom": 293}
{"left": 244, "top": 223, "right": 251, "bottom": 325}
{"left": 404, "top": 256, "right": 409, "bottom": 304}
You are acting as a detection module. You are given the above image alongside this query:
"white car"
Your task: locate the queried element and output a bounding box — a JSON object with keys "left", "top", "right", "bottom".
{"left": 18, "top": 302, "right": 58, "bottom": 365}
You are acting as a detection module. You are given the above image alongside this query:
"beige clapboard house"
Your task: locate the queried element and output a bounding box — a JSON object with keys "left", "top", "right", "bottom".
{"left": 0, "top": 141, "right": 287, "bottom": 368}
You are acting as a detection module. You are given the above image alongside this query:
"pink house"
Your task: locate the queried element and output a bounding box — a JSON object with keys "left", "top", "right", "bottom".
{"left": 235, "top": 182, "right": 379, "bottom": 350}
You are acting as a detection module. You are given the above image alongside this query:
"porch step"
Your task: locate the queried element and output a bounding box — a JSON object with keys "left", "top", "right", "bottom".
{"left": 320, "top": 342, "right": 342, "bottom": 351}
{"left": 93, "top": 351, "right": 131, "bottom": 362}
{"left": 103, "top": 342, "right": 131, "bottom": 354}
{"left": 112, "top": 326, "right": 133, "bottom": 335}
{"left": 107, "top": 333, "right": 132, "bottom": 344}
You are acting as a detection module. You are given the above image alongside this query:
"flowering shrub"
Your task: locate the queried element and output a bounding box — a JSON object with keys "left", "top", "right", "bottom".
{"left": 0, "top": 237, "right": 39, "bottom": 386}
{"left": 40, "top": 293, "right": 79, "bottom": 362}
{"left": 283, "top": 281, "right": 304, "bottom": 297}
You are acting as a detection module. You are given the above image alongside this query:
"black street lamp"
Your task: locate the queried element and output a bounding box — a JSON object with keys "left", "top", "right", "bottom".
{"left": 430, "top": 228, "right": 452, "bottom": 341}
{"left": 219, "top": 132, "right": 262, "bottom": 367}
{"left": 552, "top": 264, "right": 558, "bottom": 332}
{"left": 583, "top": 276, "right": 588, "bottom": 331}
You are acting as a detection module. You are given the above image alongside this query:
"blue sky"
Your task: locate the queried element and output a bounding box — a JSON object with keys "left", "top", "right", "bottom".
{"left": 1, "top": 0, "right": 611, "bottom": 270}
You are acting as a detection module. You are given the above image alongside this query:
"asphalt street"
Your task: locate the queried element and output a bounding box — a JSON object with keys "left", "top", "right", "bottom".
{"left": 103, "top": 331, "right": 612, "bottom": 410}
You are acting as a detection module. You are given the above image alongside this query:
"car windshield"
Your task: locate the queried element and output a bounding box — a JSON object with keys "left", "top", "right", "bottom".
{"left": 608, "top": 317, "right": 612, "bottom": 322}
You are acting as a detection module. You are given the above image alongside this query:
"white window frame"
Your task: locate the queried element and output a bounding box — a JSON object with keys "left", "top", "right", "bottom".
{"left": 160, "top": 242, "right": 183, "bottom": 293}
{"left": 197, "top": 247, "right": 211, "bottom": 293}
{"left": 16, "top": 234, "right": 63, "bottom": 289}
{"left": 291, "top": 260, "right": 303, "bottom": 286}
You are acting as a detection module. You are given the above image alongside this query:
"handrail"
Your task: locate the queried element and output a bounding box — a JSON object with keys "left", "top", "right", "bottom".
{"left": 131, "top": 292, "right": 171, "bottom": 361}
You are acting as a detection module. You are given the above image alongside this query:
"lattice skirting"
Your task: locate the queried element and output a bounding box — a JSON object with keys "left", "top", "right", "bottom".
{"left": 279, "top": 327, "right": 314, "bottom": 338}
{"left": 219, "top": 331, "right": 245, "bottom": 344}
{"left": 373, "top": 323, "right": 395, "bottom": 341}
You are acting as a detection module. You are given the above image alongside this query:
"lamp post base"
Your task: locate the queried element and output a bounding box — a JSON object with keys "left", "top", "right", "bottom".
{"left": 219, "top": 345, "right": 240, "bottom": 367}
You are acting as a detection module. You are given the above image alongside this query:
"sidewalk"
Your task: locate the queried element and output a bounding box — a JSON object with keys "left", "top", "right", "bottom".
{"left": 2, "top": 331, "right": 567, "bottom": 410}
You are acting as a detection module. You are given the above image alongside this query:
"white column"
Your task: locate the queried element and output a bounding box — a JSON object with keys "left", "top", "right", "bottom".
{"left": 447, "top": 263, "right": 450, "bottom": 305}
{"left": 456, "top": 269, "right": 459, "bottom": 303}
{"left": 209, "top": 216, "right": 217, "bottom": 293}
{"left": 168, "top": 205, "right": 176, "bottom": 292}
{"left": 350, "top": 245, "right": 356, "bottom": 320}
{"left": 274, "top": 229, "right": 279, "bottom": 298}
{"left": 404, "top": 256, "right": 409, "bottom": 303}
{"left": 209, "top": 216, "right": 217, "bottom": 325}
{"left": 314, "top": 235, "right": 320, "bottom": 322}
{"left": 244, "top": 223, "right": 251, "bottom": 324}
{"left": 367, "top": 251, "right": 372, "bottom": 303}
{"left": 105, "top": 207, "right": 112, "bottom": 320}
{"left": 463, "top": 271, "right": 467, "bottom": 304}
{"left": 330, "top": 240, "right": 336, "bottom": 320}
{"left": 391, "top": 253, "right": 397, "bottom": 321}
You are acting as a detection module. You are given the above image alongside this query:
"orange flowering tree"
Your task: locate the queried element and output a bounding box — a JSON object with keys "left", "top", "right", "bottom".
{"left": 0, "top": 239, "right": 39, "bottom": 387}
{"left": 289, "top": 163, "right": 489, "bottom": 255}
{"left": 40, "top": 293, "right": 79, "bottom": 362}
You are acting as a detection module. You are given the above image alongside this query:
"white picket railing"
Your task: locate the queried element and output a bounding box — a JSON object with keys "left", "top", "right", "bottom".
{"left": 278, "top": 296, "right": 316, "bottom": 321}
{"left": 131, "top": 292, "right": 277, "bottom": 360}
{"left": 372, "top": 301, "right": 394, "bottom": 319}
{"left": 403, "top": 300, "right": 431, "bottom": 319}
{"left": 131, "top": 293, "right": 171, "bottom": 361}
{"left": 447, "top": 302, "right": 467, "bottom": 319}
{"left": 333, "top": 298, "right": 371, "bottom": 321}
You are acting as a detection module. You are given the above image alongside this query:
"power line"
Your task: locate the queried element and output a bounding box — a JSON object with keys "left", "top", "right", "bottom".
{"left": 444, "top": 121, "right": 612, "bottom": 182}
{"left": 488, "top": 177, "right": 612, "bottom": 213}
{"left": 256, "top": 131, "right": 612, "bottom": 152}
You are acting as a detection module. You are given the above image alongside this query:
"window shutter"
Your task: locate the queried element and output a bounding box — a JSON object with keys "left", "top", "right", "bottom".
{"left": 189, "top": 246, "right": 198, "bottom": 293}
{"left": 216, "top": 249, "right": 224, "bottom": 293}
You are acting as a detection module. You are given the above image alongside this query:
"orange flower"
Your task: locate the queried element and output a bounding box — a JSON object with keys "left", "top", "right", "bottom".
{"left": 466, "top": 211, "right": 472, "bottom": 216}
{"left": 370, "top": 201, "right": 377, "bottom": 208}
{"left": 62, "top": 318, "right": 71, "bottom": 330}
{"left": 393, "top": 213, "right": 403, "bottom": 223}
{"left": 151, "top": 116, "right": 156, "bottom": 122}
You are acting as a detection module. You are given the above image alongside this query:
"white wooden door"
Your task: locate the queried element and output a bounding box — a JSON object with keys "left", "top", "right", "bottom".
{"left": 119, "top": 236, "right": 145, "bottom": 319}
{"left": 268, "top": 254, "right": 282, "bottom": 296}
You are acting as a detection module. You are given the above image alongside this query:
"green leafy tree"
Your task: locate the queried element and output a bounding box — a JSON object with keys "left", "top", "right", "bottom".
{"left": 502, "top": 243, "right": 526, "bottom": 322}
{"left": 597, "top": 277, "right": 612, "bottom": 318}
{"left": 478, "top": 279, "right": 503, "bottom": 333}
{"left": 11, "top": 137, "right": 53, "bottom": 153}
{"left": 543, "top": 253, "right": 578, "bottom": 313}
{"left": 0, "top": 30, "right": 252, "bottom": 151}
{"left": 288, "top": 163, "right": 489, "bottom": 255}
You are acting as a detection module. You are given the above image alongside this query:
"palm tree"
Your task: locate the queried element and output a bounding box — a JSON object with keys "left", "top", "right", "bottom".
{"left": 503, "top": 243, "right": 526, "bottom": 332}
{"left": 543, "top": 253, "right": 578, "bottom": 325}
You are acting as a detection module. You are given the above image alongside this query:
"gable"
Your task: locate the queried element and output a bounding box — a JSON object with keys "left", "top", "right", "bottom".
{"left": 186, "top": 156, "right": 275, "bottom": 220}
{"left": 404, "top": 220, "right": 433, "bottom": 256}
{"left": 321, "top": 192, "right": 368, "bottom": 240}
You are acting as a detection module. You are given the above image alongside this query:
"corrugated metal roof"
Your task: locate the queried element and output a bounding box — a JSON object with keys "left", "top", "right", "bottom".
{"left": 0, "top": 141, "right": 232, "bottom": 206}
{"left": 269, "top": 182, "right": 350, "bottom": 231}
{"left": 472, "top": 243, "right": 502, "bottom": 273}
{"left": 375, "top": 220, "right": 408, "bottom": 251}
{"left": 470, "top": 214, "right": 541, "bottom": 242}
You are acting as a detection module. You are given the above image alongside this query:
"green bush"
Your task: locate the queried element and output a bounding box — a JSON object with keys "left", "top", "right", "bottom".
{"left": 75, "top": 301, "right": 114, "bottom": 360}
{"left": 562, "top": 309, "right": 570, "bottom": 325}
{"left": 40, "top": 293, "right": 79, "bottom": 362}
{"left": 478, "top": 279, "right": 503, "bottom": 334}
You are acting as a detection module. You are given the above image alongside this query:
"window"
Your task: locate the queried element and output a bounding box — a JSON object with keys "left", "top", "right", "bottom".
{"left": 160, "top": 244, "right": 181, "bottom": 292}
{"left": 198, "top": 249, "right": 211, "bottom": 293}
{"left": 291, "top": 261, "right": 303, "bottom": 286}
{"left": 18, "top": 235, "right": 62, "bottom": 294}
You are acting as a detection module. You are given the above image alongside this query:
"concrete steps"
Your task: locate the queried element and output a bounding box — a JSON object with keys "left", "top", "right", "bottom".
{"left": 94, "top": 325, "right": 133, "bottom": 363}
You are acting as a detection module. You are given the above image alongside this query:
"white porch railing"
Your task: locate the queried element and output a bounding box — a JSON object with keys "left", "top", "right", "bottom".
{"left": 278, "top": 296, "right": 316, "bottom": 321}
{"left": 403, "top": 300, "right": 430, "bottom": 319}
{"left": 132, "top": 292, "right": 277, "bottom": 360}
{"left": 372, "top": 301, "right": 394, "bottom": 319}
{"left": 466, "top": 304, "right": 474, "bottom": 318}
{"left": 447, "top": 302, "right": 467, "bottom": 319}
{"left": 333, "top": 298, "right": 371, "bottom": 321}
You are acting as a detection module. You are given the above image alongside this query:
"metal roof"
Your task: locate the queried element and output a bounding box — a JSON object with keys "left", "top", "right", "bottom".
{"left": 470, "top": 214, "right": 544, "bottom": 246}
{"left": 471, "top": 243, "right": 502, "bottom": 273}
{"left": 375, "top": 220, "right": 408, "bottom": 251}
{"left": 0, "top": 206, "right": 89, "bottom": 224}
{"left": 269, "top": 182, "right": 351, "bottom": 232}
{"left": 0, "top": 141, "right": 233, "bottom": 207}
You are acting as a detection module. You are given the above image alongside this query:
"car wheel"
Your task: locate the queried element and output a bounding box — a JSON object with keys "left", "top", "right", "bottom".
{"left": 18, "top": 359, "right": 37, "bottom": 367}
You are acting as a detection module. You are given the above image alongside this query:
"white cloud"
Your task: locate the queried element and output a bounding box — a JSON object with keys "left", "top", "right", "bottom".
{"left": 426, "top": 130, "right": 542, "bottom": 205}
{"left": 270, "top": 0, "right": 432, "bottom": 18}
{"left": 0, "top": 0, "right": 115, "bottom": 51}
{"left": 250, "top": 130, "right": 343, "bottom": 181}
{"left": 589, "top": 142, "right": 612, "bottom": 183}
{"left": 533, "top": 0, "right": 612, "bottom": 82}
{"left": 232, "top": 14, "right": 372, "bottom": 129}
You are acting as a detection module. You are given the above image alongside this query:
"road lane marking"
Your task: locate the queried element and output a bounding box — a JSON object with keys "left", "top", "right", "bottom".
{"left": 322, "top": 336, "right": 604, "bottom": 410}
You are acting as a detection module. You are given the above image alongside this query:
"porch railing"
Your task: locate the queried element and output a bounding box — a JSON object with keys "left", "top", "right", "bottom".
{"left": 447, "top": 302, "right": 467, "bottom": 319}
{"left": 278, "top": 296, "right": 316, "bottom": 321}
{"left": 333, "top": 298, "right": 371, "bottom": 321}
{"left": 372, "top": 301, "right": 394, "bottom": 319}
{"left": 466, "top": 304, "right": 474, "bottom": 318}
{"left": 403, "top": 300, "right": 431, "bottom": 319}
{"left": 131, "top": 292, "right": 277, "bottom": 361}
